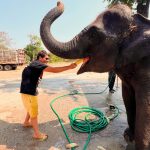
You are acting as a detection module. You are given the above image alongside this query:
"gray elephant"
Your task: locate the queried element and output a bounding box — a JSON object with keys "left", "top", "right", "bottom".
{"left": 40, "top": 2, "right": 150, "bottom": 150}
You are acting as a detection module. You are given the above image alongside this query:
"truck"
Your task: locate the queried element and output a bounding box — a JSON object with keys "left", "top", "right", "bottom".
{"left": 0, "top": 49, "right": 25, "bottom": 71}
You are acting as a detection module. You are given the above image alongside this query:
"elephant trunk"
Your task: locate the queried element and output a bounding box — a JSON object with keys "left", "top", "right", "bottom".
{"left": 40, "top": 1, "right": 89, "bottom": 59}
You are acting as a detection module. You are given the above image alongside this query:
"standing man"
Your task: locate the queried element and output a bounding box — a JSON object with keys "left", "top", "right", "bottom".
{"left": 20, "top": 50, "right": 87, "bottom": 141}
{"left": 108, "top": 70, "right": 116, "bottom": 93}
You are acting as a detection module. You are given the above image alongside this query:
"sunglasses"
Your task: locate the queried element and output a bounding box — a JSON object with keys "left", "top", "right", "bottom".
{"left": 45, "top": 57, "right": 49, "bottom": 60}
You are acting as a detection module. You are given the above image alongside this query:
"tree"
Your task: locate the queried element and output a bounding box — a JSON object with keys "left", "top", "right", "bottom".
{"left": 105, "top": 0, "right": 135, "bottom": 7}
{"left": 137, "top": 0, "right": 150, "bottom": 17}
{"left": 24, "top": 34, "right": 43, "bottom": 61}
{"left": 0, "top": 32, "right": 12, "bottom": 50}
{"left": 105, "top": 0, "right": 150, "bottom": 17}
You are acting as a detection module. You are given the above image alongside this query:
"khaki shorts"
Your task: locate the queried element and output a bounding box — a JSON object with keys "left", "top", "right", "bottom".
{"left": 21, "top": 93, "right": 38, "bottom": 118}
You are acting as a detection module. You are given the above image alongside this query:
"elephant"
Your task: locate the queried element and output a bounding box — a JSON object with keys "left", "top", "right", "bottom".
{"left": 40, "top": 1, "right": 150, "bottom": 150}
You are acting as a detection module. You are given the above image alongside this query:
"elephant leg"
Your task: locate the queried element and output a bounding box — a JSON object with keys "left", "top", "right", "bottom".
{"left": 122, "top": 82, "right": 135, "bottom": 142}
{"left": 134, "top": 95, "right": 150, "bottom": 150}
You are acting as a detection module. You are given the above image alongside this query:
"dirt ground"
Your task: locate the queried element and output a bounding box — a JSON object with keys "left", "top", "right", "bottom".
{"left": 0, "top": 63, "right": 135, "bottom": 150}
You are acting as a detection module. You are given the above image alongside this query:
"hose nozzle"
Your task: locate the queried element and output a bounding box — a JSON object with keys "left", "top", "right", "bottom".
{"left": 66, "top": 143, "right": 78, "bottom": 149}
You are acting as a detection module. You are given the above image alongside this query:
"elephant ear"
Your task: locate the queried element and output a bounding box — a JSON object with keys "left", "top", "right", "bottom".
{"left": 121, "top": 37, "right": 150, "bottom": 66}
{"left": 120, "top": 14, "right": 150, "bottom": 66}
{"left": 133, "top": 13, "right": 150, "bottom": 25}
{"left": 84, "top": 25, "right": 107, "bottom": 43}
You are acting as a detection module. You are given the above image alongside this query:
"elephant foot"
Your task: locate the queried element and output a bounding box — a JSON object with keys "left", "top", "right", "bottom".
{"left": 124, "top": 128, "right": 134, "bottom": 143}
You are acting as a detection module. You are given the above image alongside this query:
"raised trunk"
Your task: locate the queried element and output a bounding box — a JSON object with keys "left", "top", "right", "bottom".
{"left": 40, "top": 1, "right": 89, "bottom": 59}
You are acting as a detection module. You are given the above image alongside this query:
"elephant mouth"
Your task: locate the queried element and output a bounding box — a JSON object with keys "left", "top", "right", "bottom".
{"left": 77, "top": 57, "right": 90, "bottom": 75}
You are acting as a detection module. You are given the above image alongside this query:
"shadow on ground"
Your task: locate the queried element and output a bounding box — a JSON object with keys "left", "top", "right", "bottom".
{"left": 0, "top": 119, "right": 70, "bottom": 150}
{"left": 0, "top": 118, "right": 135, "bottom": 150}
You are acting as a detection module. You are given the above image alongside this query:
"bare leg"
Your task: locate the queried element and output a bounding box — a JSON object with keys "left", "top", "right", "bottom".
{"left": 31, "top": 117, "right": 48, "bottom": 140}
{"left": 31, "top": 117, "right": 40, "bottom": 137}
{"left": 23, "top": 112, "right": 32, "bottom": 127}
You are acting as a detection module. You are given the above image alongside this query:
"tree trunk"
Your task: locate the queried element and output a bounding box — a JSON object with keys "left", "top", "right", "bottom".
{"left": 137, "top": 0, "right": 150, "bottom": 17}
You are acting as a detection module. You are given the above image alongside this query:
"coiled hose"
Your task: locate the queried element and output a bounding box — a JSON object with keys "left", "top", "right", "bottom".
{"left": 50, "top": 90, "right": 119, "bottom": 150}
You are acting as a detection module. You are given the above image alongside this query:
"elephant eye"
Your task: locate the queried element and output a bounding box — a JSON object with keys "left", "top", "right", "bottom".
{"left": 88, "top": 26, "right": 106, "bottom": 41}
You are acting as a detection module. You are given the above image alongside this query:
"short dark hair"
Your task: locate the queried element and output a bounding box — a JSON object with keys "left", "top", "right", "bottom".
{"left": 36, "top": 50, "right": 48, "bottom": 60}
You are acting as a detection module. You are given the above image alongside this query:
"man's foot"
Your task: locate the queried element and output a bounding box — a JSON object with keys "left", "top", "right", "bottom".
{"left": 23, "top": 122, "right": 32, "bottom": 128}
{"left": 109, "top": 89, "right": 115, "bottom": 93}
{"left": 33, "top": 133, "right": 48, "bottom": 141}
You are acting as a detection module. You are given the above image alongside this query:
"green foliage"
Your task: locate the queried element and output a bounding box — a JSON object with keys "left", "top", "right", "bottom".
{"left": 105, "top": 0, "right": 135, "bottom": 7}
{"left": 25, "top": 55, "right": 31, "bottom": 64}
{"left": 24, "top": 34, "right": 43, "bottom": 61}
{"left": 48, "top": 53, "right": 67, "bottom": 63}
{"left": 104, "top": 0, "right": 149, "bottom": 17}
{"left": 24, "top": 34, "right": 70, "bottom": 63}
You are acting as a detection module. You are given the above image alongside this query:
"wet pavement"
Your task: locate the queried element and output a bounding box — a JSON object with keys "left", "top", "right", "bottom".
{"left": 0, "top": 68, "right": 135, "bottom": 150}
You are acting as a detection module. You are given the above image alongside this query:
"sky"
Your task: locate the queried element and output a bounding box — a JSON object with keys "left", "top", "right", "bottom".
{"left": 0, "top": 0, "right": 108, "bottom": 49}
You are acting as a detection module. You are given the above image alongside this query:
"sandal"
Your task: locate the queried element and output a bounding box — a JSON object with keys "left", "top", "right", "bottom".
{"left": 33, "top": 133, "right": 48, "bottom": 141}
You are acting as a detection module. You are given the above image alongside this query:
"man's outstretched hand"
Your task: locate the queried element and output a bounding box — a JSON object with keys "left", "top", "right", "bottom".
{"left": 75, "top": 57, "right": 89, "bottom": 65}
{"left": 83, "top": 57, "right": 89, "bottom": 64}
{"left": 69, "top": 57, "right": 90, "bottom": 69}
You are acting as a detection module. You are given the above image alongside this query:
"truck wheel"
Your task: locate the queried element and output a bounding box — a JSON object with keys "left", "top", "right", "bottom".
{"left": 12, "top": 66, "right": 17, "bottom": 70}
{"left": 4, "top": 65, "right": 12, "bottom": 71}
{"left": 0, "top": 65, "right": 3, "bottom": 71}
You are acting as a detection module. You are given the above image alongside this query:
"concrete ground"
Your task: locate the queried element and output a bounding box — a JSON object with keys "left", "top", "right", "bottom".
{"left": 0, "top": 63, "right": 135, "bottom": 150}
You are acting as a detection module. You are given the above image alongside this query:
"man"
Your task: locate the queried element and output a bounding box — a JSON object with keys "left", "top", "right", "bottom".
{"left": 108, "top": 70, "right": 116, "bottom": 93}
{"left": 20, "top": 50, "right": 88, "bottom": 141}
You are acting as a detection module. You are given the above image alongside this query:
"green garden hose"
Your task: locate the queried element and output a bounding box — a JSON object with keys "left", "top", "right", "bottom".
{"left": 50, "top": 90, "right": 119, "bottom": 150}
